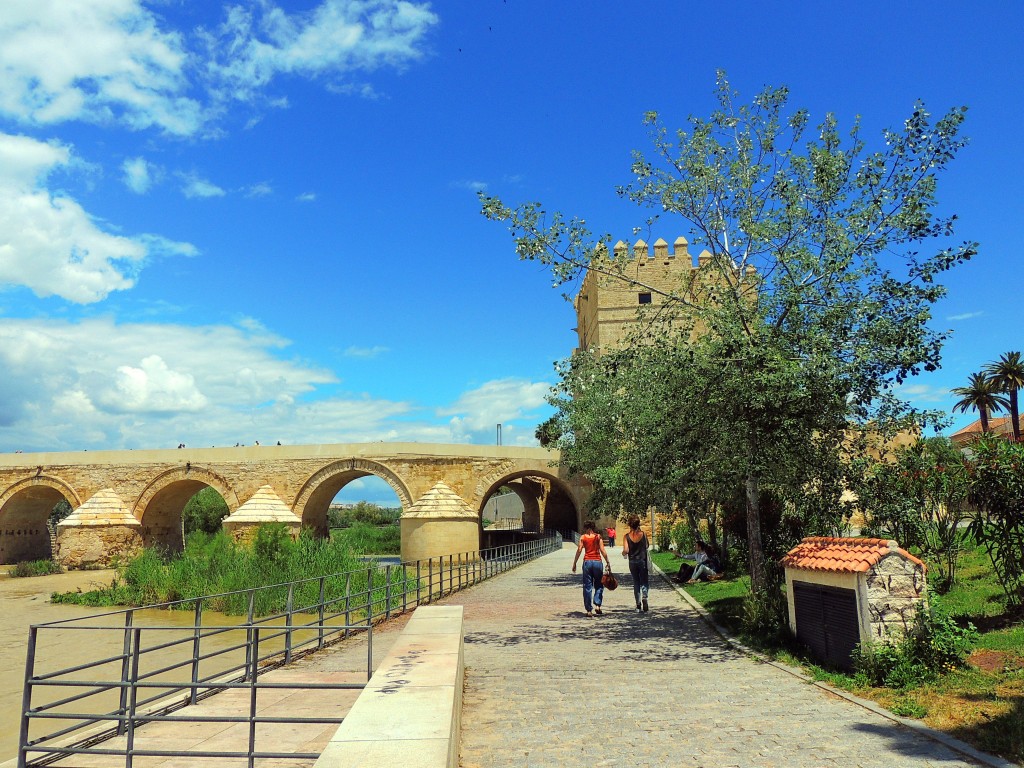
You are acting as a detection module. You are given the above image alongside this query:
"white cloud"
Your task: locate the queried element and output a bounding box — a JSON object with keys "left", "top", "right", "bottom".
{"left": 244, "top": 181, "right": 273, "bottom": 197}
{"left": 181, "top": 173, "right": 226, "bottom": 198}
{"left": 947, "top": 311, "right": 982, "bottom": 322}
{"left": 892, "top": 382, "right": 950, "bottom": 405}
{"left": 0, "top": 0, "right": 204, "bottom": 135}
{"left": 98, "top": 355, "right": 209, "bottom": 414}
{"left": 296, "top": 192, "right": 317, "bottom": 202}
{"left": 438, "top": 378, "right": 551, "bottom": 443}
{"left": 0, "top": 317, "right": 500, "bottom": 451}
{"left": 122, "top": 156, "right": 155, "bottom": 193}
{"left": 0, "top": 132, "right": 193, "bottom": 303}
{"left": 344, "top": 345, "right": 389, "bottom": 358}
{"left": 451, "top": 179, "right": 488, "bottom": 192}
{"left": 202, "top": 0, "right": 439, "bottom": 100}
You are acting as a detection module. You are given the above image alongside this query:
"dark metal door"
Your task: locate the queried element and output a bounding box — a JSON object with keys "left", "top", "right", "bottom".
{"left": 792, "top": 581, "right": 860, "bottom": 670}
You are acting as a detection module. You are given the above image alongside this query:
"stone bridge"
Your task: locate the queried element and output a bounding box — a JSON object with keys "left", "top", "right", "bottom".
{"left": 0, "top": 443, "right": 588, "bottom": 567}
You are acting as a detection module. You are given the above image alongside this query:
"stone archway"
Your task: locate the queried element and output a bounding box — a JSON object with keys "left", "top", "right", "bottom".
{"left": 0, "top": 475, "right": 81, "bottom": 564}
{"left": 292, "top": 459, "right": 413, "bottom": 537}
{"left": 478, "top": 470, "right": 581, "bottom": 535}
{"left": 132, "top": 466, "right": 240, "bottom": 554}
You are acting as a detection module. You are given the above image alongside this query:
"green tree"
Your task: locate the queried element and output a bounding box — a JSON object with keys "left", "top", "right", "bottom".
{"left": 967, "top": 437, "right": 1024, "bottom": 607}
{"left": 952, "top": 371, "right": 1008, "bottom": 435}
{"left": 986, "top": 351, "right": 1024, "bottom": 442}
{"left": 482, "top": 73, "right": 974, "bottom": 598}
{"left": 854, "top": 437, "right": 970, "bottom": 591}
{"left": 182, "top": 487, "right": 230, "bottom": 535}
{"left": 535, "top": 415, "right": 561, "bottom": 447}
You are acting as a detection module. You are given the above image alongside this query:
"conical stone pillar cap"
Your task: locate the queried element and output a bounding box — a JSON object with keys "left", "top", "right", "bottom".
{"left": 402, "top": 481, "right": 478, "bottom": 520}
{"left": 58, "top": 489, "right": 139, "bottom": 527}
{"left": 224, "top": 485, "right": 298, "bottom": 524}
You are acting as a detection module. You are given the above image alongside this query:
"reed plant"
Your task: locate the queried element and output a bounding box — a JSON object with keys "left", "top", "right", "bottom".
{"left": 51, "top": 524, "right": 416, "bottom": 616}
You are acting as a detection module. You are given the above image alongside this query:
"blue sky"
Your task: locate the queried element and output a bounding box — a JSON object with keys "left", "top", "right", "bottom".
{"left": 0, "top": 1, "right": 1021, "bottom": 502}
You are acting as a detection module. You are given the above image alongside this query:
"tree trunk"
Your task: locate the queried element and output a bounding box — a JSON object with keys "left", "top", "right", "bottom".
{"left": 980, "top": 406, "right": 990, "bottom": 434}
{"left": 1011, "top": 389, "right": 1020, "bottom": 442}
{"left": 746, "top": 469, "right": 766, "bottom": 594}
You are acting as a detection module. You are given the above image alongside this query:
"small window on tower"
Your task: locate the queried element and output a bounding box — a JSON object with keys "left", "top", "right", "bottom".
{"left": 638, "top": 292, "right": 652, "bottom": 305}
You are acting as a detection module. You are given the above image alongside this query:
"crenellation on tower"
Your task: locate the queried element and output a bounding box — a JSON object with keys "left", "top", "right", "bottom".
{"left": 575, "top": 235, "right": 743, "bottom": 353}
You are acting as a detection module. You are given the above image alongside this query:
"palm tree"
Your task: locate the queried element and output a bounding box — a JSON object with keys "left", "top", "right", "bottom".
{"left": 951, "top": 371, "right": 1010, "bottom": 435}
{"left": 986, "top": 351, "right": 1024, "bottom": 442}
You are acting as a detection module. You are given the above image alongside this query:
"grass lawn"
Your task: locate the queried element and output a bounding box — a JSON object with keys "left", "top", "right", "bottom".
{"left": 652, "top": 546, "right": 1024, "bottom": 763}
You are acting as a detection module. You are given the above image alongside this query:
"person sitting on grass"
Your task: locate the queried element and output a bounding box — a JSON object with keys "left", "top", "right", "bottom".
{"left": 680, "top": 540, "right": 722, "bottom": 584}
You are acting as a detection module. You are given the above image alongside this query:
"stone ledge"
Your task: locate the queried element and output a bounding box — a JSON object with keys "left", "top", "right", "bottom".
{"left": 314, "top": 605, "right": 464, "bottom": 768}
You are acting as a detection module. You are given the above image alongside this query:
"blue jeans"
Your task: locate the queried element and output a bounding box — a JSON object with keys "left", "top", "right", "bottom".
{"left": 582, "top": 560, "right": 604, "bottom": 612}
{"left": 628, "top": 560, "right": 649, "bottom": 606}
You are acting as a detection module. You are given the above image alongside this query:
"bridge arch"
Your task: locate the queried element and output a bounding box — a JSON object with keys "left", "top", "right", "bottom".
{"left": 0, "top": 475, "right": 82, "bottom": 564}
{"left": 132, "top": 466, "right": 240, "bottom": 554}
{"left": 477, "top": 469, "right": 580, "bottom": 534}
{"left": 293, "top": 459, "right": 413, "bottom": 536}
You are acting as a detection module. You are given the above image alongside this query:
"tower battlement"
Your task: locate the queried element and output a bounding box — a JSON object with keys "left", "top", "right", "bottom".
{"left": 574, "top": 236, "right": 740, "bottom": 353}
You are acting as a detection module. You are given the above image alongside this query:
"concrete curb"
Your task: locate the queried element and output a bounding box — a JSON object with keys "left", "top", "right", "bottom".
{"left": 651, "top": 561, "right": 1018, "bottom": 768}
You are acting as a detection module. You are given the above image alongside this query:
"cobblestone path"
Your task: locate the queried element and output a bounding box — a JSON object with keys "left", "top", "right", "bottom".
{"left": 451, "top": 544, "right": 992, "bottom": 768}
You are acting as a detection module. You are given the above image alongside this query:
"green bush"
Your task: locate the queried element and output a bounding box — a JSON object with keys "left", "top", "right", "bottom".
{"left": 183, "top": 487, "right": 230, "bottom": 534}
{"left": 670, "top": 521, "right": 696, "bottom": 554}
{"left": 741, "top": 586, "right": 789, "bottom": 644}
{"left": 328, "top": 502, "right": 401, "bottom": 528}
{"left": 853, "top": 598, "right": 978, "bottom": 686}
{"left": 9, "top": 559, "right": 62, "bottom": 577}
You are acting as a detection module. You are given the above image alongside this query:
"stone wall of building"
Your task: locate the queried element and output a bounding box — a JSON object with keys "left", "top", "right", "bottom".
{"left": 865, "top": 552, "right": 928, "bottom": 641}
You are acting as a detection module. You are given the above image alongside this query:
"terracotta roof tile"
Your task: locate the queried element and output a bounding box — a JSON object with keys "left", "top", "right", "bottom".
{"left": 780, "top": 536, "right": 926, "bottom": 574}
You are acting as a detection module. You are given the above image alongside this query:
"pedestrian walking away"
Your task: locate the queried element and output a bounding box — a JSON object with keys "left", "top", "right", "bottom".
{"left": 622, "top": 515, "right": 650, "bottom": 612}
{"left": 606, "top": 525, "right": 616, "bottom": 547}
{"left": 572, "top": 520, "right": 612, "bottom": 616}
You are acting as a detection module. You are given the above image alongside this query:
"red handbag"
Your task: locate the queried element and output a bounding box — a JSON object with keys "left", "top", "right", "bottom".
{"left": 601, "top": 571, "right": 618, "bottom": 590}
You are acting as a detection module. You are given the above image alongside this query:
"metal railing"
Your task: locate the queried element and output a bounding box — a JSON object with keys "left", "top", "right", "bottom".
{"left": 18, "top": 532, "right": 562, "bottom": 768}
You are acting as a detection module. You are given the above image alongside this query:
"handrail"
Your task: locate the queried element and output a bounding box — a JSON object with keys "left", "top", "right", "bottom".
{"left": 19, "top": 532, "right": 562, "bottom": 767}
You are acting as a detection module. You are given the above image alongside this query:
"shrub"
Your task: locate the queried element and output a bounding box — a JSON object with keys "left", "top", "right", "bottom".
{"left": 741, "top": 586, "right": 789, "bottom": 644}
{"left": 853, "top": 598, "right": 978, "bottom": 686}
{"left": 9, "top": 559, "right": 62, "bottom": 577}
{"left": 670, "top": 521, "right": 696, "bottom": 554}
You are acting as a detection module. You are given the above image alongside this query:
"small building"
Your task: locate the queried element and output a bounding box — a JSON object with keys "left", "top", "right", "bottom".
{"left": 780, "top": 537, "right": 927, "bottom": 670}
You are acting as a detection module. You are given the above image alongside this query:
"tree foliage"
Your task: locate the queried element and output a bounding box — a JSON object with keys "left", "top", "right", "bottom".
{"left": 967, "top": 437, "right": 1024, "bottom": 607}
{"left": 483, "top": 72, "right": 975, "bottom": 597}
{"left": 853, "top": 437, "right": 970, "bottom": 591}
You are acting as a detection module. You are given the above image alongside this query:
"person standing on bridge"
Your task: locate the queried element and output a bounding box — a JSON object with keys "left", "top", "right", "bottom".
{"left": 621, "top": 515, "right": 650, "bottom": 612}
{"left": 572, "top": 520, "right": 612, "bottom": 617}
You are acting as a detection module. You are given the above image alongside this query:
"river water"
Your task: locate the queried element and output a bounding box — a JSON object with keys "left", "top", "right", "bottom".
{"left": 0, "top": 570, "right": 255, "bottom": 763}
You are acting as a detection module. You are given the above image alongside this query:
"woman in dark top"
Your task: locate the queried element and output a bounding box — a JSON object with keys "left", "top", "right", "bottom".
{"left": 621, "top": 515, "right": 650, "bottom": 612}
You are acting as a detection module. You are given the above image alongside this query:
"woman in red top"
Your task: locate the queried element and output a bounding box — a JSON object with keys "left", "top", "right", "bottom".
{"left": 572, "top": 520, "right": 612, "bottom": 616}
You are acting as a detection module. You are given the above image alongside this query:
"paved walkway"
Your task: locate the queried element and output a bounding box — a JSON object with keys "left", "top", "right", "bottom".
{"left": 21, "top": 545, "right": 1006, "bottom": 768}
{"left": 448, "top": 544, "right": 997, "bottom": 768}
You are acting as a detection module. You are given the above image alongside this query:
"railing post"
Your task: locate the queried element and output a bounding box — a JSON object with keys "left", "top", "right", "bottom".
{"left": 244, "top": 590, "right": 255, "bottom": 679}
{"left": 125, "top": 626, "right": 142, "bottom": 768}
{"left": 344, "top": 573, "right": 352, "bottom": 638}
{"left": 402, "top": 564, "right": 408, "bottom": 613}
{"left": 448, "top": 554, "right": 453, "bottom": 595}
{"left": 190, "top": 600, "right": 202, "bottom": 704}
{"left": 416, "top": 560, "right": 422, "bottom": 606}
{"left": 427, "top": 558, "right": 433, "bottom": 604}
{"left": 116, "top": 610, "right": 134, "bottom": 736}
{"left": 366, "top": 625, "right": 374, "bottom": 681}
{"left": 248, "top": 628, "right": 260, "bottom": 768}
{"left": 17, "top": 626, "right": 38, "bottom": 768}
{"left": 384, "top": 565, "right": 393, "bottom": 620}
{"left": 284, "top": 582, "right": 295, "bottom": 663}
{"left": 317, "top": 576, "right": 326, "bottom": 649}
{"left": 366, "top": 565, "right": 374, "bottom": 626}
